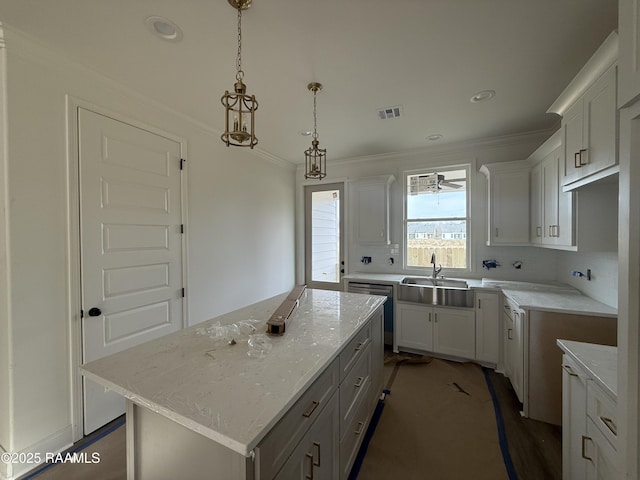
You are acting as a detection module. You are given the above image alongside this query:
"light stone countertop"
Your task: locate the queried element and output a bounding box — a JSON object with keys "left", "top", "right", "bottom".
{"left": 557, "top": 339, "right": 617, "bottom": 399}
{"left": 343, "top": 273, "right": 617, "bottom": 317}
{"left": 81, "top": 289, "right": 386, "bottom": 457}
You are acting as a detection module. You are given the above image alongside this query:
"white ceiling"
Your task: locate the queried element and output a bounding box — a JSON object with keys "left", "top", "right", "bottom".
{"left": 0, "top": 0, "right": 618, "bottom": 164}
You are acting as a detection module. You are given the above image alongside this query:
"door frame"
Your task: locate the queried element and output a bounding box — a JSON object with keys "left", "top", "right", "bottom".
{"left": 65, "top": 96, "right": 189, "bottom": 441}
{"left": 303, "top": 181, "right": 345, "bottom": 291}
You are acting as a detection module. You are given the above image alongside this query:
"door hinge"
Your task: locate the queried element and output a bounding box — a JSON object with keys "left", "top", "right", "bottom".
{"left": 180, "top": 158, "right": 186, "bottom": 170}
{"left": 181, "top": 224, "right": 184, "bottom": 234}
{"left": 181, "top": 288, "right": 185, "bottom": 298}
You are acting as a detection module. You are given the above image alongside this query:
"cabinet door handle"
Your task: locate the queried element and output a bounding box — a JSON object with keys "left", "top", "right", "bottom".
{"left": 507, "top": 328, "right": 513, "bottom": 340}
{"left": 562, "top": 364, "right": 578, "bottom": 377}
{"left": 354, "top": 376, "right": 365, "bottom": 388}
{"left": 579, "top": 148, "right": 588, "bottom": 166}
{"left": 354, "top": 341, "right": 364, "bottom": 352}
{"left": 478, "top": 299, "right": 482, "bottom": 309}
{"left": 601, "top": 416, "right": 618, "bottom": 436}
{"left": 305, "top": 453, "right": 314, "bottom": 480}
{"left": 548, "top": 225, "right": 553, "bottom": 237}
{"left": 354, "top": 421, "right": 365, "bottom": 435}
{"left": 434, "top": 313, "right": 438, "bottom": 323}
{"left": 428, "top": 312, "right": 432, "bottom": 322}
{"left": 574, "top": 152, "right": 582, "bottom": 168}
{"left": 313, "top": 442, "right": 321, "bottom": 467}
{"left": 536, "top": 226, "right": 542, "bottom": 237}
{"left": 495, "top": 227, "right": 499, "bottom": 237}
{"left": 302, "top": 400, "right": 320, "bottom": 418}
{"left": 581, "top": 435, "right": 593, "bottom": 461}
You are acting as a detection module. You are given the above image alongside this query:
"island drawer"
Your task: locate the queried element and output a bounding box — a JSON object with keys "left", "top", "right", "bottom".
{"left": 339, "top": 342, "right": 371, "bottom": 437}
{"left": 255, "top": 358, "right": 339, "bottom": 480}
{"left": 339, "top": 381, "right": 372, "bottom": 480}
{"left": 587, "top": 380, "right": 617, "bottom": 449}
{"left": 339, "top": 324, "right": 371, "bottom": 382}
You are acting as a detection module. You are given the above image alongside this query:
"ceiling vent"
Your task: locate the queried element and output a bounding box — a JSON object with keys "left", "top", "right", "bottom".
{"left": 377, "top": 106, "right": 402, "bottom": 120}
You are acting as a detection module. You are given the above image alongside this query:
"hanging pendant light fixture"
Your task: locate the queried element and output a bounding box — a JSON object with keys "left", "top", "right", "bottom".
{"left": 221, "top": 0, "right": 258, "bottom": 148}
{"left": 304, "top": 83, "right": 327, "bottom": 180}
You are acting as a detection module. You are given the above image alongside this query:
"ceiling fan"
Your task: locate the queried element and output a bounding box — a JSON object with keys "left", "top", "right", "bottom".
{"left": 409, "top": 173, "right": 462, "bottom": 194}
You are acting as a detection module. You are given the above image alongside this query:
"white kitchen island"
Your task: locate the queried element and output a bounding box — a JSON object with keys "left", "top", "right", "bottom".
{"left": 81, "top": 289, "right": 386, "bottom": 480}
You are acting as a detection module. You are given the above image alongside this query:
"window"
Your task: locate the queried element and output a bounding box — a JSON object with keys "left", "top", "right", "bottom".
{"left": 405, "top": 166, "right": 469, "bottom": 269}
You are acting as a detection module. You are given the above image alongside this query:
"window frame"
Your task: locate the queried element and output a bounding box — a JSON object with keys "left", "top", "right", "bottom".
{"left": 403, "top": 164, "right": 472, "bottom": 273}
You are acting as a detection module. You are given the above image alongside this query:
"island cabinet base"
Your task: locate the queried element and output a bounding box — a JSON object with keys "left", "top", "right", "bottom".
{"left": 126, "top": 401, "right": 254, "bottom": 480}
{"left": 124, "top": 307, "right": 385, "bottom": 480}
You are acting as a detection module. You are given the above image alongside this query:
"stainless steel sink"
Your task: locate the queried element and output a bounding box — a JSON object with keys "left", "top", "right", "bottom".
{"left": 397, "top": 277, "right": 474, "bottom": 308}
{"left": 401, "top": 277, "right": 469, "bottom": 288}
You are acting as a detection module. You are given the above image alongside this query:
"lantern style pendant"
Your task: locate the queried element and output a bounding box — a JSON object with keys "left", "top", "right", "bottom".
{"left": 221, "top": 0, "right": 258, "bottom": 148}
{"left": 304, "top": 82, "right": 327, "bottom": 180}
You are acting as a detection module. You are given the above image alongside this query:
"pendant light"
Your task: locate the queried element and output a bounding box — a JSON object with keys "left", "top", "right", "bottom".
{"left": 221, "top": 0, "right": 258, "bottom": 148}
{"left": 304, "top": 83, "right": 327, "bottom": 179}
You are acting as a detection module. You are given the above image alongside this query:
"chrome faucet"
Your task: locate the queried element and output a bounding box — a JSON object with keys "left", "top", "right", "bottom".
{"left": 430, "top": 252, "right": 442, "bottom": 278}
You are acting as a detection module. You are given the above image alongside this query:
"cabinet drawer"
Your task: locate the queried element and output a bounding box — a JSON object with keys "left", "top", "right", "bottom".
{"left": 339, "top": 382, "right": 371, "bottom": 480}
{"left": 587, "top": 380, "right": 617, "bottom": 450}
{"left": 339, "top": 324, "right": 371, "bottom": 382}
{"left": 340, "top": 343, "right": 371, "bottom": 438}
{"left": 255, "top": 358, "right": 339, "bottom": 480}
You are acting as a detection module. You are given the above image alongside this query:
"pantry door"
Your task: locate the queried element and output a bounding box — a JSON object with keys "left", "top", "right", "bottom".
{"left": 78, "top": 108, "right": 184, "bottom": 434}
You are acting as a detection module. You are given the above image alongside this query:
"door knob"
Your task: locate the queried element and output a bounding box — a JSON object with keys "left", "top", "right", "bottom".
{"left": 88, "top": 307, "right": 102, "bottom": 317}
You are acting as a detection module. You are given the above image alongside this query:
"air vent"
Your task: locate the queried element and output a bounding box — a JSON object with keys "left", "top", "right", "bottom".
{"left": 377, "top": 105, "right": 402, "bottom": 120}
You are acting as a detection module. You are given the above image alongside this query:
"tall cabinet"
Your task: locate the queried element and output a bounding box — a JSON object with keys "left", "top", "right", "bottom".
{"left": 349, "top": 175, "right": 395, "bottom": 245}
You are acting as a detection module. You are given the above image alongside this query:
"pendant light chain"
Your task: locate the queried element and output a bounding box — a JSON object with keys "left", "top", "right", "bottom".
{"left": 236, "top": 6, "right": 244, "bottom": 81}
{"left": 312, "top": 89, "right": 318, "bottom": 140}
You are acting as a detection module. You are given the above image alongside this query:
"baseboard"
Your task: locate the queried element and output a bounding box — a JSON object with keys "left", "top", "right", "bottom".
{"left": 1, "top": 425, "right": 73, "bottom": 480}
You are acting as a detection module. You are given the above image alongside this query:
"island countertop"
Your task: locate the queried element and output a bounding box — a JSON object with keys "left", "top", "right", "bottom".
{"left": 81, "top": 289, "right": 386, "bottom": 457}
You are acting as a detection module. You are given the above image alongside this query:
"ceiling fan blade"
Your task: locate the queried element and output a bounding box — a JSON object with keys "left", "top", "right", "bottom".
{"left": 439, "top": 180, "right": 462, "bottom": 189}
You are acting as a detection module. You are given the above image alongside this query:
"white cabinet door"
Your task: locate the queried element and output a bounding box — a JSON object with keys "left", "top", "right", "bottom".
{"left": 542, "top": 152, "right": 559, "bottom": 242}
{"left": 562, "top": 65, "right": 617, "bottom": 186}
{"left": 530, "top": 163, "right": 543, "bottom": 244}
{"left": 475, "top": 292, "right": 500, "bottom": 364}
{"left": 618, "top": 0, "right": 640, "bottom": 107}
{"left": 433, "top": 307, "right": 475, "bottom": 359}
{"left": 562, "top": 355, "right": 588, "bottom": 480}
{"left": 584, "top": 417, "right": 622, "bottom": 480}
{"left": 582, "top": 65, "right": 617, "bottom": 178}
{"left": 490, "top": 170, "right": 530, "bottom": 244}
{"left": 503, "top": 303, "right": 524, "bottom": 403}
{"left": 350, "top": 175, "right": 394, "bottom": 245}
{"left": 275, "top": 393, "right": 340, "bottom": 480}
{"left": 395, "top": 303, "right": 433, "bottom": 351}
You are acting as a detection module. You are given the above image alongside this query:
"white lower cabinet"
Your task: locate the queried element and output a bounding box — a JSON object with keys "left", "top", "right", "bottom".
{"left": 561, "top": 352, "right": 621, "bottom": 480}
{"left": 396, "top": 302, "right": 475, "bottom": 359}
{"left": 475, "top": 292, "right": 500, "bottom": 364}
{"left": 503, "top": 299, "right": 524, "bottom": 403}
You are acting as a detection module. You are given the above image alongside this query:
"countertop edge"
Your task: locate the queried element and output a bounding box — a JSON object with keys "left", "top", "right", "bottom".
{"left": 557, "top": 339, "right": 617, "bottom": 399}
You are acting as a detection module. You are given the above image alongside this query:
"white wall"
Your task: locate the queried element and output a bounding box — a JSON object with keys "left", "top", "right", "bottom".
{"left": 556, "top": 251, "right": 618, "bottom": 308}
{"left": 1, "top": 27, "right": 295, "bottom": 478}
{"left": 296, "top": 132, "right": 563, "bottom": 284}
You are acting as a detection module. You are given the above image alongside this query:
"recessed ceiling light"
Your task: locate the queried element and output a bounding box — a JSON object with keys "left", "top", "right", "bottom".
{"left": 145, "top": 16, "right": 183, "bottom": 42}
{"left": 470, "top": 90, "right": 496, "bottom": 103}
{"left": 299, "top": 130, "right": 313, "bottom": 136}
{"left": 427, "top": 134, "right": 443, "bottom": 141}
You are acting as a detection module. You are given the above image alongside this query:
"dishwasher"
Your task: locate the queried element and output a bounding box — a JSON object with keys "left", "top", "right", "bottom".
{"left": 347, "top": 282, "right": 394, "bottom": 346}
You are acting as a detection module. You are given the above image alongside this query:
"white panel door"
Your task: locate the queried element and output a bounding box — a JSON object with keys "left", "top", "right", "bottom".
{"left": 79, "top": 108, "right": 184, "bottom": 434}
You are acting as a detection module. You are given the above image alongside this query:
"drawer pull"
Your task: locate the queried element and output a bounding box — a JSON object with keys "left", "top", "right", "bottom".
{"left": 305, "top": 453, "right": 314, "bottom": 480}
{"left": 354, "top": 376, "right": 365, "bottom": 388}
{"left": 581, "top": 435, "right": 593, "bottom": 461}
{"left": 562, "top": 364, "right": 578, "bottom": 377}
{"left": 354, "top": 342, "right": 364, "bottom": 352}
{"left": 601, "top": 416, "right": 617, "bottom": 436}
{"left": 313, "top": 442, "right": 321, "bottom": 467}
{"left": 507, "top": 328, "right": 513, "bottom": 340}
{"left": 354, "top": 421, "right": 365, "bottom": 435}
{"left": 302, "top": 400, "right": 320, "bottom": 418}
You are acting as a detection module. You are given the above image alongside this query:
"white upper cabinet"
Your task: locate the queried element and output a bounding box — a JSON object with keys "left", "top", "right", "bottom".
{"left": 349, "top": 175, "right": 395, "bottom": 245}
{"left": 548, "top": 31, "right": 619, "bottom": 190}
{"left": 618, "top": 0, "right": 640, "bottom": 107}
{"left": 480, "top": 160, "right": 530, "bottom": 246}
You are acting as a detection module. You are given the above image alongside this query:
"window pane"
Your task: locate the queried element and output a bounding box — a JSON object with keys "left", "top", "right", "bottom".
{"left": 310, "top": 190, "right": 340, "bottom": 283}
{"left": 406, "top": 221, "right": 467, "bottom": 268}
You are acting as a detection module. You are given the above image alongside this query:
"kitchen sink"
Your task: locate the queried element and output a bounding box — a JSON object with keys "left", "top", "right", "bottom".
{"left": 401, "top": 277, "right": 469, "bottom": 288}
{"left": 397, "top": 277, "right": 474, "bottom": 308}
